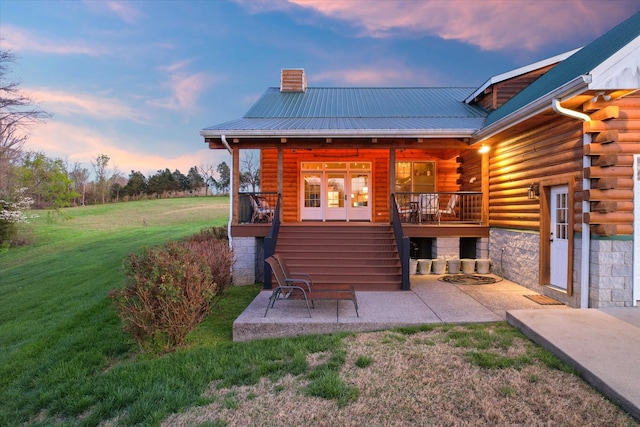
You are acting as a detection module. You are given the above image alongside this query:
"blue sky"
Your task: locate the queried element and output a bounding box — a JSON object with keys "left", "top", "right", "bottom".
{"left": 2, "top": 1, "right": 639, "bottom": 178}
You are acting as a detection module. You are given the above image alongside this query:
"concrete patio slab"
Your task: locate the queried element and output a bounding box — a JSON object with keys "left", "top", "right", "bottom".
{"left": 507, "top": 308, "right": 640, "bottom": 421}
{"left": 233, "top": 274, "right": 568, "bottom": 342}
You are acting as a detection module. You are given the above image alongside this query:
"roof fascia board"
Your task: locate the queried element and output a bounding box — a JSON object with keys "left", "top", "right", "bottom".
{"left": 465, "top": 48, "right": 582, "bottom": 103}
{"left": 589, "top": 36, "right": 640, "bottom": 90}
{"left": 472, "top": 75, "right": 591, "bottom": 144}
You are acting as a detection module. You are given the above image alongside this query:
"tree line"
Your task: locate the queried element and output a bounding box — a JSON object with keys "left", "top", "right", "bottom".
{"left": 0, "top": 47, "right": 260, "bottom": 245}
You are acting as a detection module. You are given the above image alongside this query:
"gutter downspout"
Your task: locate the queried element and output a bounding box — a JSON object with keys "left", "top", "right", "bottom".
{"left": 221, "top": 135, "right": 233, "bottom": 248}
{"left": 552, "top": 99, "right": 591, "bottom": 308}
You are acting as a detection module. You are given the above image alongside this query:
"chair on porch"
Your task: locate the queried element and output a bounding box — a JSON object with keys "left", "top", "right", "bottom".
{"left": 250, "top": 195, "right": 274, "bottom": 223}
{"left": 419, "top": 193, "right": 440, "bottom": 223}
{"left": 395, "top": 197, "right": 413, "bottom": 223}
{"left": 439, "top": 194, "right": 458, "bottom": 221}
{"left": 265, "top": 255, "right": 359, "bottom": 318}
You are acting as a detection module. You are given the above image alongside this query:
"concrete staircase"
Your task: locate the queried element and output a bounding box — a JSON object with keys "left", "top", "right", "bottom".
{"left": 274, "top": 224, "right": 402, "bottom": 291}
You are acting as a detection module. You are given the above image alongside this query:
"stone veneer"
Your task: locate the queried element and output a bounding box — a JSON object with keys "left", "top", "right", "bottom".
{"left": 490, "top": 229, "right": 634, "bottom": 308}
{"left": 488, "top": 229, "right": 542, "bottom": 293}
{"left": 588, "top": 238, "right": 634, "bottom": 308}
{"left": 231, "top": 236, "right": 258, "bottom": 285}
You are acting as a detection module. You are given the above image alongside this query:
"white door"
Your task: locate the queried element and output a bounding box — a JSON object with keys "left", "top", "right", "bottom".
{"left": 550, "top": 185, "right": 569, "bottom": 290}
{"left": 325, "top": 173, "right": 347, "bottom": 220}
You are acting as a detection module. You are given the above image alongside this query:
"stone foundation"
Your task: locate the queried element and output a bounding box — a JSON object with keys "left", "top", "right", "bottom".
{"left": 489, "top": 229, "right": 542, "bottom": 293}
{"left": 589, "top": 238, "right": 633, "bottom": 308}
{"left": 231, "top": 237, "right": 257, "bottom": 285}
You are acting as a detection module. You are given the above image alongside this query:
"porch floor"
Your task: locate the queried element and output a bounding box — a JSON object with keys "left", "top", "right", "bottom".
{"left": 233, "top": 274, "right": 567, "bottom": 342}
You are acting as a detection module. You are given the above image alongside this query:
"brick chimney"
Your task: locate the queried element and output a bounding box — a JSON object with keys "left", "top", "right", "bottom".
{"left": 280, "top": 69, "right": 307, "bottom": 92}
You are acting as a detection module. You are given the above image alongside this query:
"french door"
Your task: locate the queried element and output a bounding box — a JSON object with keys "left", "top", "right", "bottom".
{"left": 326, "top": 173, "right": 346, "bottom": 220}
{"left": 301, "top": 163, "right": 371, "bottom": 221}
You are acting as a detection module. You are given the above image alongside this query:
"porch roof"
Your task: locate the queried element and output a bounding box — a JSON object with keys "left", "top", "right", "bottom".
{"left": 202, "top": 87, "right": 488, "bottom": 138}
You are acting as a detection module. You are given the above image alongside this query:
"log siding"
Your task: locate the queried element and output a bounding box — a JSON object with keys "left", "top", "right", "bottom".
{"left": 259, "top": 147, "right": 461, "bottom": 222}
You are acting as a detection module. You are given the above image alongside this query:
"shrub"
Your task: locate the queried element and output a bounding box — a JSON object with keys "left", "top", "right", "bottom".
{"left": 110, "top": 229, "right": 233, "bottom": 353}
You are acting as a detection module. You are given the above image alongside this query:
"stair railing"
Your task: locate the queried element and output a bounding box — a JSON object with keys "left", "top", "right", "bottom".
{"left": 391, "top": 194, "right": 411, "bottom": 290}
{"left": 263, "top": 193, "right": 282, "bottom": 289}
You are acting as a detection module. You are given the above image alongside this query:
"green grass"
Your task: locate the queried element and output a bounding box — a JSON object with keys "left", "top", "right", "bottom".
{"left": 0, "top": 197, "right": 350, "bottom": 426}
{"left": 0, "top": 197, "right": 583, "bottom": 425}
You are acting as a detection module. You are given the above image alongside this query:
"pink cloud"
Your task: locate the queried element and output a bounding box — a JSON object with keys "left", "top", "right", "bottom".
{"left": 26, "top": 121, "right": 226, "bottom": 178}
{"left": 314, "top": 66, "right": 418, "bottom": 86}
{"left": 82, "top": 0, "right": 142, "bottom": 24}
{"left": 1, "top": 25, "right": 106, "bottom": 56}
{"left": 147, "top": 62, "right": 218, "bottom": 114}
{"left": 105, "top": 1, "right": 142, "bottom": 24}
{"left": 256, "top": 0, "right": 636, "bottom": 51}
{"left": 28, "top": 88, "right": 149, "bottom": 124}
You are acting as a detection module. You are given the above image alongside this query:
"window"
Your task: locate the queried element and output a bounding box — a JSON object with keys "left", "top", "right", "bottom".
{"left": 395, "top": 161, "right": 436, "bottom": 193}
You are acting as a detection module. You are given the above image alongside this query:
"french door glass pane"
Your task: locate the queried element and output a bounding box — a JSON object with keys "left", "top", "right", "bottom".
{"left": 351, "top": 174, "right": 368, "bottom": 207}
{"left": 327, "top": 174, "right": 345, "bottom": 208}
{"left": 304, "top": 174, "right": 321, "bottom": 207}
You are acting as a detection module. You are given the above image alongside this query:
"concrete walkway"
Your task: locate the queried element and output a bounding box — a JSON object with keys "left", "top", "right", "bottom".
{"left": 507, "top": 307, "right": 640, "bottom": 421}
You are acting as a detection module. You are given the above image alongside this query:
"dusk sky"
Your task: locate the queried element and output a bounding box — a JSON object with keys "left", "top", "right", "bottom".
{"left": 2, "top": 1, "right": 639, "bottom": 178}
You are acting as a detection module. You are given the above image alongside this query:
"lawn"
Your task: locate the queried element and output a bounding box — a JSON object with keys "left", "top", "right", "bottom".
{"left": 0, "top": 197, "right": 637, "bottom": 426}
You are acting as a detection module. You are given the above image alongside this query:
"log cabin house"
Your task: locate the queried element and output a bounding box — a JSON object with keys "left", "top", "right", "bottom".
{"left": 201, "top": 13, "right": 640, "bottom": 308}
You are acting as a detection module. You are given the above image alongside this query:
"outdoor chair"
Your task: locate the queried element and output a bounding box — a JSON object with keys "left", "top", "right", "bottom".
{"left": 265, "top": 255, "right": 359, "bottom": 318}
{"left": 395, "top": 196, "right": 418, "bottom": 223}
{"left": 273, "top": 253, "right": 356, "bottom": 294}
{"left": 439, "top": 194, "right": 458, "bottom": 221}
{"left": 250, "top": 195, "right": 274, "bottom": 223}
{"left": 419, "top": 193, "right": 440, "bottom": 223}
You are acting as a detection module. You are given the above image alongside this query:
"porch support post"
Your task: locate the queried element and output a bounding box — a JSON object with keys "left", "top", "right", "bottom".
{"left": 481, "top": 150, "right": 489, "bottom": 225}
{"left": 390, "top": 147, "right": 396, "bottom": 196}
{"left": 231, "top": 146, "right": 240, "bottom": 225}
{"left": 277, "top": 146, "right": 284, "bottom": 221}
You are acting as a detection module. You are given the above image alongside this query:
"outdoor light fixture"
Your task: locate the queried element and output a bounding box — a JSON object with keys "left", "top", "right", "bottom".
{"left": 478, "top": 144, "right": 490, "bottom": 154}
{"left": 528, "top": 183, "right": 540, "bottom": 199}
{"left": 591, "top": 91, "right": 612, "bottom": 103}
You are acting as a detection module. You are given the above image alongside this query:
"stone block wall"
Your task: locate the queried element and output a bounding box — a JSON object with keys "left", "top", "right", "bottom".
{"left": 476, "top": 237, "right": 489, "bottom": 259}
{"left": 231, "top": 237, "right": 257, "bottom": 285}
{"left": 489, "top": 229, "right": 542, "bottom": 293}
{"left": 589, "top": 239, "right": 633, "bottom": 307}
{"left": 432, "top": 237, "right": 459, "bottom": 259}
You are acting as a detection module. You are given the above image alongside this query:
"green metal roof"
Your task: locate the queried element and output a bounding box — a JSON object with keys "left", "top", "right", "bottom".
{"left": 485, "top": 12, "right": 640, "bottom": 126}
{"left": 203, "top": 87, "right": 488, "bottom": 137}
{"left": 245, "top": 87, "right": 485, "bottom": 118}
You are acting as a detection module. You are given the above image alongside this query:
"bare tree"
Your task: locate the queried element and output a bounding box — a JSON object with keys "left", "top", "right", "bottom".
{"left": 197, "top": 164, "right": 216, "bottom": 196}
{"left": 240, "top": 150, "right": 260, "bottom": 192}
{"left": 91, "top": 154, "right": 122, "bottom": 203}
{"left": 69, "top": 162, "right": 89, "bottom": 206}
{"left": 0, "top": 48, "right": 51, "bottom": 195}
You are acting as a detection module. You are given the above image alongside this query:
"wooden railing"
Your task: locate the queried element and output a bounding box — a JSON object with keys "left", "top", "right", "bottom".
{"left": 391, "top": 194, "right": 411, "bottom": 291}
{"left": 395, "top": 192, "right": 482, "bottom": 225}
{"left": 239, "top": 192, "right": 278, "bottom": 224}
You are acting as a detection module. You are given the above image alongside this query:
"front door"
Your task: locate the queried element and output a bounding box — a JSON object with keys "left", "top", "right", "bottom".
{"left": 550, "top": 185, "right": 569, "bottom": 290}
{"left": 326, "top": 173, "right": 347, "bottom": 220}
{"left": 348, "top": 172, "right": 371, "bottom": 221}
{"left": 300, "top": 162, "right": 372, "bottom": 221}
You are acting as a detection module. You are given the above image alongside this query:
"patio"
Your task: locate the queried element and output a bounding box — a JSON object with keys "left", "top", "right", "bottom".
{"left": 233, "top": 274, "right": 568, "bottom": 342}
